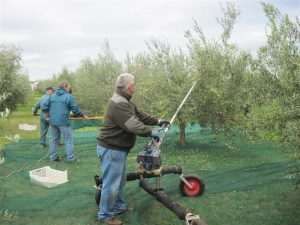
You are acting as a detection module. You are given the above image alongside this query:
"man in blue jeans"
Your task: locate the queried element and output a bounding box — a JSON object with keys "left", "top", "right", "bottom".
{"left": 42, "top": 81, "right": 88, "bottom": 162}
{"left": 96, "top": 73, "right": 169, "bottom": 225}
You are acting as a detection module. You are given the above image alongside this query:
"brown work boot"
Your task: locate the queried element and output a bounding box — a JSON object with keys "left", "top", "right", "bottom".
{"left": 103, "top": 218, "right": 122, "bottom": 225}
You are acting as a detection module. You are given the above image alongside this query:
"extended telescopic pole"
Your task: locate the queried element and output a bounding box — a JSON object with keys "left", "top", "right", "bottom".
{"left": 158, "top": 81, "right": 197, "bottom": 147}
{"left": 139, "top": 80, "right": 206, "bottom": 225}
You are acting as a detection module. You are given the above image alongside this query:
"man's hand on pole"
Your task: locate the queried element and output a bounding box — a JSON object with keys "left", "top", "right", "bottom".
{"left": 158, "top": 119, "right": 170, "bottom": 127}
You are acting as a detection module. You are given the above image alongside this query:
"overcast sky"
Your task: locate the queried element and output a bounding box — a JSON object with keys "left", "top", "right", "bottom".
{"left": 1, "top": 0, "right": 299, "bottom": 81}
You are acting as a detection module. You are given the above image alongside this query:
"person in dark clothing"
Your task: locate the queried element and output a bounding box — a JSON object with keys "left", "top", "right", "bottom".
{"left": 96, "top": 73, "right": 169, "bottom": 225}
{"left": 32, "top": 86, "right": 55, "bottom": 147}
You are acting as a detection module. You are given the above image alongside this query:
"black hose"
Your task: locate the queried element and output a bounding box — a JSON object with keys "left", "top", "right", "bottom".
{"left": 161, "top": 166, "right": 182, "bottom": 175}
{"left": 94, "top": 167, "right": 207, "bottom": 225}
{"left": 139, "top": 179, "right": 188, "bottom": 220}
{"left": 126, "top": 173, "right": 140, "bottom": 181}
{"left": 126, "top": 166, "right": 183, "bottom": 181}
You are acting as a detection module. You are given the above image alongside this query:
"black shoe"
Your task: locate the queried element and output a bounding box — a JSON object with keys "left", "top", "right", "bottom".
{"left": 68, "top": 158, "right": 79, "bottom": 162}
{"left": 94, "top": 175, "right": 103, "bottom": 186}
{"left": 40, "top": 144, "right": 47, "bottom": 148}
{"left": 51, "top": 156, "right": 61, "bottom": 162}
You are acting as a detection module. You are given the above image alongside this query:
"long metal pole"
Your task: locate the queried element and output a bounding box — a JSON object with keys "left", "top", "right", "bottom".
{"left": 169, "top": 81, "right": 197, "bottom": 125}
{"left": 158, "top": 81, "right": 197, "bottom": 146}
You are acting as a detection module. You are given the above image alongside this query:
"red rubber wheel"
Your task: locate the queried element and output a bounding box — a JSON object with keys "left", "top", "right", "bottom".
{"left": 179, "top": 174, "right": 205, "bottom": 197}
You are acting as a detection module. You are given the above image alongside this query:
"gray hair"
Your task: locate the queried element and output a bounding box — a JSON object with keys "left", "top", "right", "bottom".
{"left": 59, "top": 80, "right": 70, "bottom": 89}
{"left": 116, "top": 73, "right": 135, "bottom": 90}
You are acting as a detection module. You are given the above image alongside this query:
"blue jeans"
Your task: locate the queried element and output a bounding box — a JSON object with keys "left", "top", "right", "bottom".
{"left": 50, "top": 125, "right": 75, "bottom": 161}
{"left": 96, "top": 144, "right": 128, "bottom": 221}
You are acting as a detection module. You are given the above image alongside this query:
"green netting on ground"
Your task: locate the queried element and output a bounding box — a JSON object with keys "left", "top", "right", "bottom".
{"left": 0, "top": 124, "right": 299, "bottom": 225}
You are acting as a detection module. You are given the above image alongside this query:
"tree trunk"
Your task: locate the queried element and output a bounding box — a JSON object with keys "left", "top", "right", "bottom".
{"left": 179, "top": 122, "right": 186, "bottom": 148}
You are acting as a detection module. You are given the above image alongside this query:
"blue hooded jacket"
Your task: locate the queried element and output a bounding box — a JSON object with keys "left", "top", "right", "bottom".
{"left": 42, "top": 88, "right": 84, "bottom": 126}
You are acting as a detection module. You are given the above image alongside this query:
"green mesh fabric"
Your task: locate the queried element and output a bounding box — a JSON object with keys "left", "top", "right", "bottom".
{"left": 0, "top": 124, "right": 299, "bottom": 225}
{"left": 69, "top": 118, "right": 102, "bottom": 130}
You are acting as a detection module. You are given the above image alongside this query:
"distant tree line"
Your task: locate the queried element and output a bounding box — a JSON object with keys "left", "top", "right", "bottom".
{"left": 2, "top": 2, "right": 299, "bottom": 151}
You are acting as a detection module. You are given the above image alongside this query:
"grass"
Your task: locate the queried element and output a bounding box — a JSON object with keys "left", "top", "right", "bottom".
{"left": 0, "top": 92, "right": 41, "bottom": 150}
{"left": 0, "top": 93, "right": 299, "bottom": 225}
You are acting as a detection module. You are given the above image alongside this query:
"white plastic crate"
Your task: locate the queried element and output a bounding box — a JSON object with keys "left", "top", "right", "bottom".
{"left": 19, "top": 124, "right": 37, "bottom": 131}
{"left": 29, "top": 166, "right": 68, "bottom": 188}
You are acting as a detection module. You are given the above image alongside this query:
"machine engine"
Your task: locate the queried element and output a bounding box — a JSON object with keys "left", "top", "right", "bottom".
{"left": 137, "top": 140, "right": 161, "bottom": 171}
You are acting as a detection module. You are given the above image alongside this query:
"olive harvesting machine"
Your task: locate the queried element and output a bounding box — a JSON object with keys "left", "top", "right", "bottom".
{"left": 94, "top": 82, "right": 207, "bottom": 225}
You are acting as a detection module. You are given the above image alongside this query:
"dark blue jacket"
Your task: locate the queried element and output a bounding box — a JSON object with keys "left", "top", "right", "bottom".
{"left": 32, "top": 93, "right": 50, "bottom": 121}
{"left": 42, "top": 88, "right": 84, "bottom": 126}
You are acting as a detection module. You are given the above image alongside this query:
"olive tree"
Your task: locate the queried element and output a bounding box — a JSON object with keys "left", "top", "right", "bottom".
{"left": 72, "top": 41, "right": 122, "bottom": 115}
{"left": 35, "top": 67, "right": 74, "bottom": 93}
{"left": 125, "top": 39, "right": 196, "bottom": 147}
{"left": 242, "top": 3, "right": 300, "bottom": 151}
{"left": 0, "top": 45, "right": 31, "bottom": 112}
{"left": 186, "top": 2, "right": 252, "bottom": 133}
